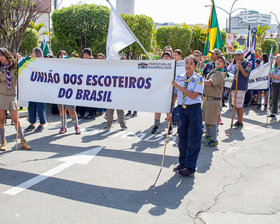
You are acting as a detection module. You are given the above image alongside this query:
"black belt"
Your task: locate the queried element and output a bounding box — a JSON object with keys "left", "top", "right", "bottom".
{"left": 204, "top": 96, "right": 221, "bottom": 100}
{"left": 179, "top": 103, "right": 201, "bottom": 109}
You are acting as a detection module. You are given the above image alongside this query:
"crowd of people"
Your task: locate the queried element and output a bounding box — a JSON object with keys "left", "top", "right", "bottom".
{"left": 0, "top": 44, "right": 279, "bottom": 177}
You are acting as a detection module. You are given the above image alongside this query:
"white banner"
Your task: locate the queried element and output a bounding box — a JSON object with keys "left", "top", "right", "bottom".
{"left": 175, "top": 60, "right": 185, "bottom": 76}
{"left": 248, "top": 62, "right": 271, "bottom": 90}
{"left": 224, "top": 62, "right": 271, "bottom": 90}
{"left": 226, "top": 33, "right": 234, "bottom": 54}
{"left": 18, "top": 58, "right": 175, "bottom": 113}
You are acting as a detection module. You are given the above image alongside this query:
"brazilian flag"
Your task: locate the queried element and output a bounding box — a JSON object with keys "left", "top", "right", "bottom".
{"left": 203, "top": 0, "right": 224, "bottom": 57}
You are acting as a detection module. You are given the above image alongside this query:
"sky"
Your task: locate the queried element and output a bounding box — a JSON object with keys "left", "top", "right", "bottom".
{"left": 58, "top": 0, "right": 280, "bottom": 29}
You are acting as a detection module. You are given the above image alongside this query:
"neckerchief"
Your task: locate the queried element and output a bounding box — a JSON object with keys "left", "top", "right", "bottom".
{"left": 182, "top": 74, "right": 195, "bottom": 106}
{"left": 1, "top": 63, "right": 11, "bottom": 90}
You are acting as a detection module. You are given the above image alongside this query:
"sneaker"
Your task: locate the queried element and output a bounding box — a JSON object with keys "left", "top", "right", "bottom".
{"left": 268, "top": 113, "right": 276, "bottom": 118}
{"left": 178, "top": 168, "right": 195, "bottom": 177}
{"left": 219, "top": 117, "right": 223, "bottom": 125}
{"left": 202, "top": 136, "right": 212, "bottom": 143}
{"left": 59, "top": 127, "right": 67, "bottom": 134}
{"left": 75, "top": 126, "right": 81, "bottom": 135}
{"left": 204, "top": 139, "right": 218, "bottom": 147}
{"left": 173, "top": 164, "right": 185, "bottom": 172}
{"left": 234, "top": 122, "right": 243, "bottom": 129}
{"left": 25, "top": 125, "right": 35, "bottom": 132}
{"left": 35, "top": 125, "right": 44, "bottom": 132}
{"left": 130, "top": 112, "right": 137, "bottom": 118}
{"left": 0, "top": 139, "right": 7, "bottom": 151}
{"left": 120, "top": 125, "right": 127, "bottom": 131}
{"left": 125, "top": 112, "right": 131, "bottom": 117}
{"left": 151, "top": 126, "right": 160, "bottom": 134}
{"left": 233, "top": 121, "right": 240, "bottom": 127}
{"left": 256, "top": 104, "right": 261, "bottom": 109}
{"left": 103, "top": 126, "right": 111, "bottom": 131}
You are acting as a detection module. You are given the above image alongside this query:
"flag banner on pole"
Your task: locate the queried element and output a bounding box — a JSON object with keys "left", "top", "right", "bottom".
{"left": 244, "top": 27, "right": 252, "bottom": 59}
{"left": 40, "top": 38, "right": 50, "bottom": 57}
{"left": 106, "top": 6, "right": 136, "bottom": 59}
{"left": 224, "top": 62, "right": 271, "bottom": 90}
{"left": 251, "top": 28, "right": 257, "bottom": 70}
{"left": 269, "top": 45, "right": 274, "bottom": 61}
{"left": 18, "top": 58, "right": 175, "bottom": 113}
{"left": 226, "top": 33, "right": 234, "bottom": 54}
{"left": 203, "top": 0, "right": 224, "bottom": 57}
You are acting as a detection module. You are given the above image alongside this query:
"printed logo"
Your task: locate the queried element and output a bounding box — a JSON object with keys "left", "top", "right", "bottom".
{"left": 138, "top": 62, "right": 148, "bottom": 69}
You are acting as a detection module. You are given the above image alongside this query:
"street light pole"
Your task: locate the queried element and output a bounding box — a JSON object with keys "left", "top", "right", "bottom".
{"left": 205, "top": 0, "right": 246, "bottom": 34}
{"left": 270, "top": 11, "right": 280, "bottom": 54}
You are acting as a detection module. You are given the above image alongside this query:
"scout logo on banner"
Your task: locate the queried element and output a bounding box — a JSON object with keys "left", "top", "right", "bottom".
{"left": 18, "top": 58, "right": 175, "bottom": 113}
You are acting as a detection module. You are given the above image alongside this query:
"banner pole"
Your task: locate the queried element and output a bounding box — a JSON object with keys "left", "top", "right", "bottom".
{"left": 105, "top": 0, "right": 151, "bottom": 60}
{"left": 231, "top": 67, "right": 239, "bottom": 128}
{"left": 161, "top": 61, "right": 177, "bottom": 168}
{"left": 267, "top": 59, "right": 274, "bottom": 123}
{"left": 16, "top": 59, "right": 19, "bottom": 150}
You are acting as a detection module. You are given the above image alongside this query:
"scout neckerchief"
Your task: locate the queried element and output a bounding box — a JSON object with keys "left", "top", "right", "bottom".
{"left": 181, "top": 73, "right": 196, "bottom": 107}
{"left": 206, "top": 68, "right": 223, "bottom": 80}
{"left": 1, "top": 63, "right": 11, "bottom": 90}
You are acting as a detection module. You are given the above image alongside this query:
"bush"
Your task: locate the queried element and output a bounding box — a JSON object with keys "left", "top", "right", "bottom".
{"left": 19, "top": 28, "right": 39, "bottom": 56}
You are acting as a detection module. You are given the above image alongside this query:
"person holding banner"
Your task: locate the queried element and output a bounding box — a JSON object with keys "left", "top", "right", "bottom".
{"left": 202, "top": 56, "right": 225, "bottom": 146}
{"left": 24, "top": 48, "right": 47, "bottom": 133}
{"left": 269, "top": 54, "right": 280, "bottom": 118}
{"left": 0, "top": 48, "right": 31, "bottom": 151}
{"left": 151, "top": 51, "right": 173, "bottom": 135}
{"left": 168, "top": 55, "right": 203, "bottom": 176}
{"left": 231, "top": 49, "right": 251, "bottom": 129}
{"left": 56, "top": 50, "right": 81, "bottom": 135}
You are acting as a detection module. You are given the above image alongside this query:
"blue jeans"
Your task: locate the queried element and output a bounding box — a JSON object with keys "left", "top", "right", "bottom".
{"left": 177, "top": 105, "right": 203, "bottom": 172}
{"left": 28, "top": 102, "right": 47, "bottom": 125}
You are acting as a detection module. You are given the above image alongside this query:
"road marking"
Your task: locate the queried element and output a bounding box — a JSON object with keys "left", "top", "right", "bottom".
{"left": 3, "top": 146, "right": 104, "bottom": 196}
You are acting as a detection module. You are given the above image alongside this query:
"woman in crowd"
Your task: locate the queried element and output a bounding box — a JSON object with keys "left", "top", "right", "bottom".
{"left": 202, "top": 55, "right": 225, "bottom": 146}
{"left": 269, "top": 54, "right": 280, "bottom": 118}
{"left": 25, "top": 47, "right": 47, "bottom": 132}
{"left": 56, "top": 50, "right": 81, "bottom": 134}
{"left": 0, "top": 48, "right": 31, "bottom": 151}
{"left": 168, "top": 55, "right": 203, "bottom": 176}
{"left": 257, "top": 54, "right": 269, "bottom": 110}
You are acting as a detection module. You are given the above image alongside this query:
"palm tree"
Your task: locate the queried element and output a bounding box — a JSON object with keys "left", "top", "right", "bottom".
{"left": 255, "top": 25, "right": 270, "bottom": 55}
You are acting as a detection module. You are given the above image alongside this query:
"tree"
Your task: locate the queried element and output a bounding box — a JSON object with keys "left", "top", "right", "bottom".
{"left": 19, "top": 28, "right": 39, "bottom": 56}
{"left": 255, "top": 25, "right": 270, "bottom": 54}
{"left": 0, "top": 0, "right": 44, "bottom": 54}
{"left": 261, "top": 39, "right": 277, "bottom": 56}
{"left": 155, "top": 25, "right": 192, "bottom": 57}
{"left": 51, "top": 35, "right": 75, "bottom": 57}
{"left": 120, "top": 14, "right": 154, "bottom": 59}
{"left": 189, "top": 25, "right": 206, "bottom": 53}
{"left": 52, "top": 4, "right": 110, "bottom": 56}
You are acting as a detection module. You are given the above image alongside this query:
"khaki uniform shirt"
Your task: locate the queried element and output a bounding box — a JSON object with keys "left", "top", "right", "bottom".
{"left": 0, "top": 67, "right": 17, "bottom": 96}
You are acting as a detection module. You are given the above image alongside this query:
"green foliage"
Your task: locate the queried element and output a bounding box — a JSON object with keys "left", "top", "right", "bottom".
{"left": 51, "top": 35, "right": 76, "bottom": 57}
{"left": 155, "top": 25, "right": 192, "bottom": 57}
{"left": 29, "top": 22, "right": 45, "bottom": 32}
{"left": 19, "top": 28, "right": 39, "bottom": 56}
{"left": 256, "top": 25, "right": 270, "bottom": 54}
{"left": 121, "top": 14, "right": 154, "bottom": 58}
{"left": 189, "top": 25, "right": 206, "bottom": 53}
{"left": 52, "top": 4, "right": 110, "bottom": 56}
{"left": 220, "top": 30, "right": 227, "bottom": 47}
{"left": 261, "top": 39, "right": 277, "bottom": 55}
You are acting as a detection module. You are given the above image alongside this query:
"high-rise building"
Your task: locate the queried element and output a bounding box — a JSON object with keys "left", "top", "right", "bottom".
{"left": 116, "top": 0, "right": 135, "bottom": 15}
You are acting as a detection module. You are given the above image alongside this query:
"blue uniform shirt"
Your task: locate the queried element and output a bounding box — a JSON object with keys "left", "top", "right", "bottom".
{"left": 174, "top": 72, "right": 204, "bottom": 105}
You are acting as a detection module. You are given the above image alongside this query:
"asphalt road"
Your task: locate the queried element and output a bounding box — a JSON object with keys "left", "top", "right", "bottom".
{"left": 0, "top": 104, "right": 280, "bottom": 224}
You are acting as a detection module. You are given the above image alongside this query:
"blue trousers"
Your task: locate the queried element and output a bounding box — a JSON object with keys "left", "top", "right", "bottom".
{"left": 28, "top": 102, "right": 47, "bottom": 125}
{"left": 177, "top": 105, "right": 203, "bottom": 172}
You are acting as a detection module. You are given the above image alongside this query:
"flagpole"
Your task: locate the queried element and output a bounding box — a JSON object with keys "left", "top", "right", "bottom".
{"left": 105, "top": 0, "right": 151, "bottom": 60}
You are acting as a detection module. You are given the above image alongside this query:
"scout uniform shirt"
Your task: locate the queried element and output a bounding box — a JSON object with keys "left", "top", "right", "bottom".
{"left": 0, "top": 67, "right": 17, "bottom": 96}
{"left": 203, "top": 68, "right": 225, "bottom": 98}
{"left": 174, "top": 72, "right": 204, "bottom": 106}
{"left": 231, "top": 59, "right": 251, "bottom": 91}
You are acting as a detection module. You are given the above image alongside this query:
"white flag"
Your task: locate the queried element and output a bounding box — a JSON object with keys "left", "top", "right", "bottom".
{"left": 106, "top": 6, "right": 136, "bottom": 59}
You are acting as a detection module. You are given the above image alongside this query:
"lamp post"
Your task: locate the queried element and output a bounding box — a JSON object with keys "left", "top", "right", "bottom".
{"left": 270, "top": 11, "right": 280, "bottom": 54}
{"left": 205, "top": 0, "right": 246, "bottom": 34}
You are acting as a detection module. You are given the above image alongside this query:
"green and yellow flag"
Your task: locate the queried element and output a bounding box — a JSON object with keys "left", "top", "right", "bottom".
{"left": 203, "top": 0, "right": 224, "bottom": 57}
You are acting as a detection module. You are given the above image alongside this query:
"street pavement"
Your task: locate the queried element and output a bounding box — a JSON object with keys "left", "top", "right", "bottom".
{"left": 0, "top": 104, "right": 280, "bottom": 224}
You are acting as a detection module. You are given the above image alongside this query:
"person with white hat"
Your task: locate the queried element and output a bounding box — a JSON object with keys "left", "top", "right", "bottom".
{"left": 231, "top": 49, "right": 251, "bottom": 129}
